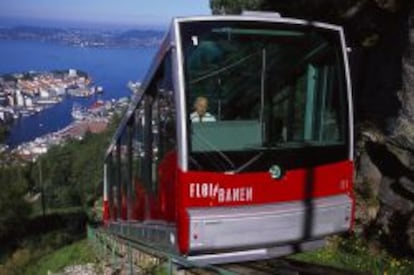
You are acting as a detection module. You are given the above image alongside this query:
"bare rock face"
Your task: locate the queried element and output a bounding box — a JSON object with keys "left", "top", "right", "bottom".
{"left": 354, "top": 132, "right": 383, "bottom": 234}
{"left": 351, "top": 4, "right": 414, "bottom": 254}
{"left": 365, "top": 139, "right": 414, "bottom": 249}
{"left": 355, "top": 118, "right": 414, "bottom": 252}
{"left": 392, "top": 5, "right": 414, "bottom": 149}
{"left": 392, "top": 60, "right": 414, "bottom": 152}
{"left": 357, "top": 153, "right": 382, "bottom": 194}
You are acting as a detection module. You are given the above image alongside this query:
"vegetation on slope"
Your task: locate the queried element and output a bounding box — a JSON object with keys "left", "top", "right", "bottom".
{"left": 23, "top": 239, "right": 96, "bottom": 275}
{"left": 293, "top": 236, "right": 414, "bottom": 274}
{"left": 0, "top": 125, "right": 8, "bottom": 143}
{"left": 0, "top": 115, "right": 119, "bottom": 273}
{"left": 0, "top": 232, "right": 95, "bottom": 275}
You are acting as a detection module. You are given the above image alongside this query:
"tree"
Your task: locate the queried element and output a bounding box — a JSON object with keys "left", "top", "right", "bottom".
{"left": 70, "top": 132, "right": 106, "bottom": 208}
{"left": 0, "top": 166, "right": 31, "bottom": 240}
{"left": 210, "top": 0, "right": 263, "bottom": 14}
{"left": 29, "top": 124, "right": 114, "bottom": 211}
{"left": 0, "top": 125, "right": 8, "bottom": 143}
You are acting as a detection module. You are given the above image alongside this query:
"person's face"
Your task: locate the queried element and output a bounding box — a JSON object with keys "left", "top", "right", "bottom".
{"left": 195, "top": 98, "right": 208, "bottom": 116}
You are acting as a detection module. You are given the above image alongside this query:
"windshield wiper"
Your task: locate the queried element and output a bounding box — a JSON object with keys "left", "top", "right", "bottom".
{"left": 192, "top": 131, "right": 236, "bottom": 170}
{"left": 233, "top": 152, "right": 264, "bottom": 174}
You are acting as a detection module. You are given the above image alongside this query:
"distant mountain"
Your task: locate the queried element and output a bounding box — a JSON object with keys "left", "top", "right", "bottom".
{"left": 117, "top": 29, "right": 164, "bottom": 39}
{"left": 13, "top": 25, "right": 65, "bottom": 35}
{"left": 0, "top": 26, "right": 163, "bottom": 48}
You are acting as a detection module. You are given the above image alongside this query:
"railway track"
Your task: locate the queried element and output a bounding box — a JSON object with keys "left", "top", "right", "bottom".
{"left": 184, "top": 258, "right": 365, "bottom": 275}
{"left": 88, "top": 226, "right": 366, "bottom": 275}
{"left": 221, "top": 258, "right": 365, "bottom": 275}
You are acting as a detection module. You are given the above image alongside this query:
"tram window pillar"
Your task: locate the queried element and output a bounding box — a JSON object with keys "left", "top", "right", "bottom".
{"left": 133, "top": 107, "right": 143, "bottom": 180}
{"left": 304, "top": 64, "right": 317, "bottom": 140}
{"left": 116, "top": 142, "right": 122, "bottom": 220}
{"left": 106, "top": 154, "right": 114, "bottom": 220}
{"left": 151, "top": 97, "right": 160, "bottom": 193}
{"left": 287, "top": 84, "right": 296, "bottom": 141}
{"left": 126, "top": 119, "right": 134, "bottom": 220}
{"left": 316, "top": 66, "right": 329, "bottom": 142}
{"left": 142, "top": 94, "right": 153, "bottom": 191}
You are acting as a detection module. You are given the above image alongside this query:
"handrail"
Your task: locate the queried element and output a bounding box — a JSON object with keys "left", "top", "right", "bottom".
{"left": 87, "top": 225, "right": 235, "bottom": 275}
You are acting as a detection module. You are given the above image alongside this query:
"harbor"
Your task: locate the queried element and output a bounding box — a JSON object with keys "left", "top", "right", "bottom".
{"left": 12, "top": 97, "right": 129, "bottom": 161}
{"left": 0, "top": 69, "right": 103, "bottom": 122}
{"left": 0, "top": 69, "right": 138, "bottom": 163}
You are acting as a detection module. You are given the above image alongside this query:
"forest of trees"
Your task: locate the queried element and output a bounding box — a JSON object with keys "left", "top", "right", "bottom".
{"left": 0, "top": 109, "right": 121, "bottom": 274}
{"left": 0, "top": 116, "right": 118, "bottom": 244}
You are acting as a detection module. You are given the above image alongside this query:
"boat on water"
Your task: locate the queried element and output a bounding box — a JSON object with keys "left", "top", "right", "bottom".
{"left": 36, "top": 97, "right": 62, "bottom": 104}
{"left": 71, "top": 104, "right": 88, "bottom": 120}
{"left": 96, "top": 86, "right": 104, "bottom": 93}
{"left": 68, "top": 88, "right": 94, "bottom": 97}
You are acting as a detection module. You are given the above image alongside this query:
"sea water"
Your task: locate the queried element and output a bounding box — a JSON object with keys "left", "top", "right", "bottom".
{"left": 0, "top": 40, "right": 156, "bottom": 147}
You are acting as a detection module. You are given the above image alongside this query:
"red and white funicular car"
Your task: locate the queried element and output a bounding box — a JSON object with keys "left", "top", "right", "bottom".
{"left": 103, "top": 13, "right": 354, "bottom": 264}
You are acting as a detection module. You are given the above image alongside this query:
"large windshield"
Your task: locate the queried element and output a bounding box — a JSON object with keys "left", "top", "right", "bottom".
{"left": 181, "top": 20, "right": 349, "bottom": 172}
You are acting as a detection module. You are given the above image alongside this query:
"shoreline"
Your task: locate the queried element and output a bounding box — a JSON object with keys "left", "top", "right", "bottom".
{"left": 0, "top": 69, "right": 99, "bottom": 124}
{"left": 11, "top": 97, "right": 129, "bottom": 162}
{"left": 0, "top": 39, "right": 156, "bottom": 153}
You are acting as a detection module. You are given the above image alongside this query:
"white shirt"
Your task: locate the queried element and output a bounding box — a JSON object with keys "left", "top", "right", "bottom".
{"left": 190, "top": 112, "right": 216, "bottom": 122}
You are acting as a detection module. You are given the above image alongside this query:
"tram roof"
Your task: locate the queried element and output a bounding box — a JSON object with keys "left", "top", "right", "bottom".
{"left": 173, "top": 14, "right": 343, "bottom": 32}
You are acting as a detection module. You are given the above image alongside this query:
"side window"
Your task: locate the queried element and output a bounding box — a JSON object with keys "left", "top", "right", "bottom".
{"left": 112, "top": 144, "right": 121, "bottom": 220}
{"left": 143, "top": 95, "right": 153, "bottom": 191}
{"left": 147, "top": 52, "right": 176, "bottom": 193}
{"left": 157, "top": 53, "right": 176, "bottom": 159}
{"left": 111, "top": 117, "right": 136, "bottom": 219}
{"left": 119, "top": 127, "right": 130, "bottom": 220}
{"left": 104, "top": 153, "right": 114, "bottom": 219}
{"left": 132, "top": 51, "right": 175, "bottom": 194}
{"left": 132, "top": 99, "right": 145, "bottom": 188}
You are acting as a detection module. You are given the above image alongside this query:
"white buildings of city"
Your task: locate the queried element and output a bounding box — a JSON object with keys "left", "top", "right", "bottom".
{"left": 0, "top": 69, "right": 95, "bottom": 122}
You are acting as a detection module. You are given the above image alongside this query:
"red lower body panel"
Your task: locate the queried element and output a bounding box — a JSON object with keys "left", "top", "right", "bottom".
{"left": 176, "top": 160, "right": 354, "bottom": 254}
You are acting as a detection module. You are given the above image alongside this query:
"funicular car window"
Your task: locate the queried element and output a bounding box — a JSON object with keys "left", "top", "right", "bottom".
{"left": 181, "top": 21, "right": 348, "bottom": 171}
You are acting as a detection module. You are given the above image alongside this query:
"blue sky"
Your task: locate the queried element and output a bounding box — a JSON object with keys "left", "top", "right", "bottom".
{"left": 0, "top": 0, "right": 211, "bottom": 28}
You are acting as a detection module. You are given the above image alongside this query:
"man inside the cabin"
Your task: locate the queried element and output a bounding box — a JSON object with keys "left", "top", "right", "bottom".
{"left": 190, "top": 96, "right": 216, "bottom": 122}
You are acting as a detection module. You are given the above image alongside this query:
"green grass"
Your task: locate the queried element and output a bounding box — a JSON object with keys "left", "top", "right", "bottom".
{"left": 291, "top": 235, "right": 414, "bottom": 274}
{"left": 0, "top": 230, "right": 86, "bottom": 275}
{"left": 23, "top": 239, "right": 97, "bottom": 275}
